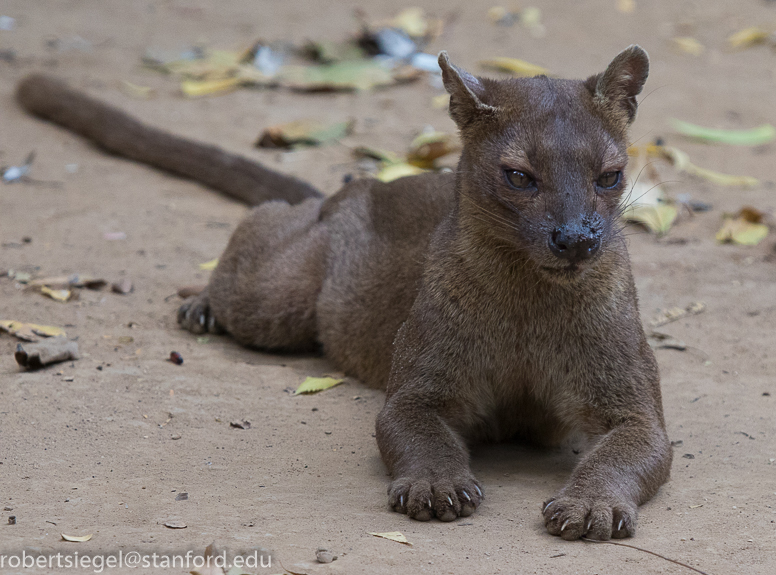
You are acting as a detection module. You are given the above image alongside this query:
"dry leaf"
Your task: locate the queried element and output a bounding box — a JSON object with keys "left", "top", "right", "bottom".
{"left": 623, "top": 204, "right": 678, "bottom": 236}
{"left": 662, "top": 146, "right": 759, "bottom": 187}
{"left": 390, "top": 7, "right": 438, "bottom": 38}
{"left": 256, "top": 119, "right": 354, "bottom": 149}
{"left": 670, "top": 119, "right": 776, "bottom": 146}
{"left": 190, "top": 542, "right": 225, "bottom": 575}
{"left": 407, "top": 131, "right": 459, "bottom": 168}
{"left": 716, "top": 207, "right": 769, "bottom": 245}
{"left": 431, "top": 94, "right": 450, "bottom": 109}
{"left": 29, "top": 275, "right": 107, "bottom": 290}
{"left": 376, "top": 162, "right": 426, "bottom": 182}
{"left": 727, "top": 26, "right": 771, "bottom": 50}
{"left": 41, "top": 286, "right": 72, "bottom": 302}
{"left": 629, "top": 144, "right": 759, "bottom": 188}
{"left": 621, "top": 151, "right": 677, "bottom": 235}
{"left": 199, "top": 258, "right": 219, "bottom": 271}
{"left": 0, "top": 320, "right": 66, "bottom": 342}
{"left": 520, "top": 7, "right": 545, "bottom": 38}
{"left": 181, "top": 77, "right": 243, "bottom": 97}
{"left": 672, "top": 37, "right": 704, "bottom": 56}
{"left": 353, "top": 146, "right": 402, "bottom": 165}
{"left": 650, "top": 302, "right": 706, "bottom": 328}
{"left": 119, "top": 80, "right": 156, "bottom": 99}
{"left": 229, "top": 420, "right": 251, "bottom": 429}
{"left": 368, "top": 531, "right": 412, "bottom": 545}
{"left": 303, "top": 39, "right": 365, "bottom": 63}
{"left": 479, "top": 57, "right": 548, "bottom": 77}
{"left": 61, "top": 533, "right": 92, "bottom": 542}
{"left": 294, "top": 376, "right": 344, "bottom": 395}
{"left": 277, "top": 61, "right": 403, "bottom": 92}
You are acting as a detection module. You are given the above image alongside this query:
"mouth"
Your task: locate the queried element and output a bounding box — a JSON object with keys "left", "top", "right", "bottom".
{"left": 541, "top": 263, "right": 584, "bottom": 275}
{"left": 538, "top": 262, "right": 589, "bottom": 281}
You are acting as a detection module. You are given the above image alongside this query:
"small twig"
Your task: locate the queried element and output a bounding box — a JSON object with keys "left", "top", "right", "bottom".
{"left": 581, "top": 537, "right": 711, "bottom": 575}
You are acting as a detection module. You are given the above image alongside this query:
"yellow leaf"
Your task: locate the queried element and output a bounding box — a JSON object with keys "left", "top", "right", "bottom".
{"left": 294, "top": 376, "right": 344, "bottom": 395}
{"left": 621, "top": 148, "right": 676, "bottom": 236}
{"left": 661, "top": 146, "right": 759, "bottom": 187}
{"left": 630, "top": 144, "right": 760, "bottom": 188}
{"left": 41, "top": 286, "right": 72, "bottom": 302}
{"left": 199, "top": 258, "right": 219, "bottom": 271}
{"left": 181, "top": 77, "right": 242, "bottom": 97}
{"left": 119, "top": 80, "right": 156, "bottom": 99}
{"left": 672, "top": 37, "right": 704, "bottom": 56}
{"left": 479, "top": 57, "right": 549, "bottom": 77}
{"left": 391, "top": 7, "right": 429, "bottom": 38}
{"left": 716, "top": 209, "right": 769, "bottom": 245}
{"left": 487, "top": 6, "right": 510, "bottom": 24}
{"left": 62, "top": 533, "right": 92, "bottom": 542}
{"left": 368, "top": 531, "right": 412, "bottom": 546}
{"left": 431, "top": 94, "right": 450, "bottom": 110}
{"left": 623, "top": 204, "right": 678, "bottom": 236}
{"left": 727, "top": 26, "right": 771, "bottom": 50}
{"left": 376, "top": 162, "right": 427, "bottom": 182}
{"left": 616, "top": 0, "right": 636, "bottom": 14}
{"left": 0, "top": 320, "right": 67, "bottom": 342}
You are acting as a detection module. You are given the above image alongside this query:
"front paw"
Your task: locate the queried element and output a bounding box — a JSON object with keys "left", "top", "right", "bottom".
{"left": 177, "top": 292, "right": 224, "bottom": 335}
{"left": 542, "top": 491, "right": 637, "bottom": 540}
{"left": 388, "top": 474, "right": 483, "bottom": 522}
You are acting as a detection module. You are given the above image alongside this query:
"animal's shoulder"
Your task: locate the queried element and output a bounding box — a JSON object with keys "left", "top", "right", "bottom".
{"left": 320, "top": 172, "right": 455, "bottom": 240}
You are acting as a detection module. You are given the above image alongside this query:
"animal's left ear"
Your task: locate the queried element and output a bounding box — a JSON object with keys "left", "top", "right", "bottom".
{"left": 586, "top": 45, "right": 649, "bottom": 123}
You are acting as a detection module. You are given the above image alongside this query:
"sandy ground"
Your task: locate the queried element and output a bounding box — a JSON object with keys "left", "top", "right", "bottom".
{"left": 1, "top": 1, "right": 775, "bottom": 573}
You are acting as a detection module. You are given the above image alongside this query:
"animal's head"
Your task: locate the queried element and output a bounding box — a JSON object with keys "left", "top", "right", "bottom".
{"left": 440, "top": 46, "right": 648, "bottom": 281}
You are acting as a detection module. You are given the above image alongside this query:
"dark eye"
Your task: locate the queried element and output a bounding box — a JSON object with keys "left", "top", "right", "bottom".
{"left": 596, "top": 171, "right": 621, "bottom": 189}
{"left": 504, "top": 169, "right": 536, "bottom": 190}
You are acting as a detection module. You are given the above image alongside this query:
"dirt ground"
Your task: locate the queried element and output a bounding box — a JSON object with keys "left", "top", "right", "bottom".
{"left": 1, "top": 1, "right": 775, "bottom": 573}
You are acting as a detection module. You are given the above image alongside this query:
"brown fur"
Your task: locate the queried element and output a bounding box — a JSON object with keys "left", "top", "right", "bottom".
{"left": 16, "top": 46, "right": 671, "bottom": 540}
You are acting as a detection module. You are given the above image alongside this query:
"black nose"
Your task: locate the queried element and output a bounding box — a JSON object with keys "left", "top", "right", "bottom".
{"left": 548, "top": 228, "right": 600, "bottom": 263}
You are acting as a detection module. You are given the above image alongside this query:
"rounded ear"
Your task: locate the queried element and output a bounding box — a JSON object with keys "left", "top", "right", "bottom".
{"left": 438, "top": 51, "right": 498, "bottom": 128}
{"left": 586, "top": 45, "right": 649, "bottom": 123}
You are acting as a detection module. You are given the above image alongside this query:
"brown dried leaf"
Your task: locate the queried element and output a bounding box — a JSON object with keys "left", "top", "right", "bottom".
{"left": 0, "top": 320, "right": 66, "bottom": 342}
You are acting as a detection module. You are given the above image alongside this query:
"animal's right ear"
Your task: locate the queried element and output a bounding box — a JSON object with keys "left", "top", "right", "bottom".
{"left": 438, "top": 51, "right": 498, "bottom": 128}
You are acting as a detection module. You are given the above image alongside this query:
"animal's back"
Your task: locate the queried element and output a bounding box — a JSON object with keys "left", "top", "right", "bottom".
{"left": 317, "top": 171, "right": 456, "bottom": 388}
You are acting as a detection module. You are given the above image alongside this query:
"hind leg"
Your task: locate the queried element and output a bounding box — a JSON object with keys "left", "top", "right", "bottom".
{"left": 178, "top": 198, "right": 328, "bottom": 351}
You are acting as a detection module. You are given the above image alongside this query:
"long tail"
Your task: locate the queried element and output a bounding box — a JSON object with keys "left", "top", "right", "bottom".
{"left": 15, "top": 74, "right": 322, "bottom": 206}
